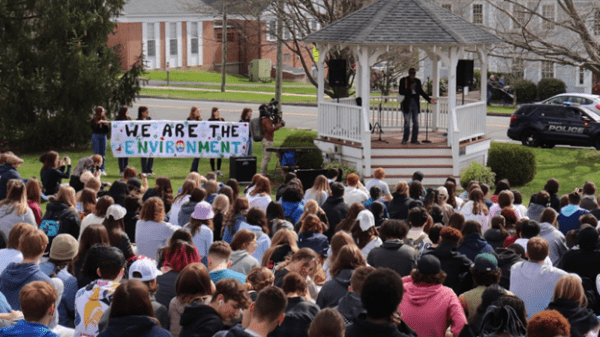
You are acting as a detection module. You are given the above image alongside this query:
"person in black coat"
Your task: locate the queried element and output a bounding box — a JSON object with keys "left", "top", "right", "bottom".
{"left": 39, "top": 151, "right": 72, "bottom": 196}
{"left": 367, "top": 220, "right": 417, "bottom": 277}
{"left": 180, "top": 279, "right": 251, "bottom": 337}
{"left": 387, "top": 182, "right": 414, "bottom": 221}
{"left": 0, "top": 154, "right": 24, "bottom": 200}
{"left": 345, "top": 268, "right": 415, "bottom": 337}
{"left": 494, "top": 245, "right": 525, "bottom": 290}
{"left": 318, "top": 245, "right": 366, "bottom": 309}
{"left": 42, "top": 185, "right": 81, "bottom": 255}
{"left": 422, "top": 227, "right": 473, "bottom": 295}
{"left": 335, "top": 266, "right": 375, "bottom": 326}
{"left": 322, "top": 182, "right": 349, "bottom": 240}
{"left": 398, "top": 68, "right": 435, "bottom": 145}
{"left": 138, "top": 106, "right": 155, "bottom": 175}
{"left": 270, "top": 272, "right": 320, "bottom": 337}
{"left": 529, "top": 178, "right": 561, "bottom": 213}
{"left": 223, "top": 287, "right": 288, "bottom": 337}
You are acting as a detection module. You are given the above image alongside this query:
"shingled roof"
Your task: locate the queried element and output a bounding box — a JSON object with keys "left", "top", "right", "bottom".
{"left": 303, "top": 0, "right": 502, "bottom": 46}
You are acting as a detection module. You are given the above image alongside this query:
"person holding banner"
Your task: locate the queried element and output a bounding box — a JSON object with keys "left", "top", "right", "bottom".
{"left": 115, "top": 106, "right": 131, "bottom": 175}
{"left": 137, "top": 106, "right": 155, "bottom": 175}
{"left": 240, "top": 107, "right": 253, "bottom": 157}
{"left": 188, "top": 106, "right": 203, "bottom": 173}
{"left": 209, "top": 107, "right": 225, "bottom": 177}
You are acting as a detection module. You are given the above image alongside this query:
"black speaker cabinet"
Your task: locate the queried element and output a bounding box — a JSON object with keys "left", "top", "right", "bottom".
{"left": 328, "top": 59, "right": 347, "bottom": 87}
{"left": 295, "top": 169, "right": 328, "bottom": 191}
{"left": 457, "top": 60, "right": 474, "bottom": 87}
{"left": 229, "top": 156, "right": 256, "bottom": 184}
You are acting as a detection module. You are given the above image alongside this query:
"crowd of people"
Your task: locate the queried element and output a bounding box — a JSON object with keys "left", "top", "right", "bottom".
{"left": 0, "top": 144, "right": 600, "bottom": 337}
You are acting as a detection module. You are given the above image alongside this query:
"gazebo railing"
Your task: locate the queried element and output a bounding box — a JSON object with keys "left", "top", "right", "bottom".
{"left": 452, "top": 101, "right": 487, "bottom": 142}
{"left": 318, "top": 102, "right": 364, "bottom": 142}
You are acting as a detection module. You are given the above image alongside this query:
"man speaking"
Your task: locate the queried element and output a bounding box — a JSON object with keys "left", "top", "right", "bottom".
{"left": 399, "top": 68, "right": 436, "bottom": 144}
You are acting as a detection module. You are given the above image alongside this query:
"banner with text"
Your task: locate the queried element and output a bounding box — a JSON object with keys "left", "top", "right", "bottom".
{"left": 110, "top": 120, "right": 250, "bottom": 158}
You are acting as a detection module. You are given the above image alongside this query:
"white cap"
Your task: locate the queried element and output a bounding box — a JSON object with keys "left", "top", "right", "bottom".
{"left": 129, "top": 258, "right": 163, "bottom": 281}
{"left": 437, "top": 186, "right": 448, "bottom": 197}
{"left": 358, "top": 210, "right": 375, "bottom": 231}
{"left": 106, "top": 204, "right": 127, "bottom": 220}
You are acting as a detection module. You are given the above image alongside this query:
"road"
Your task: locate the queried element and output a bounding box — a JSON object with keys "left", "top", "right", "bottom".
{"left": 133, "top": 97, "right": 517, "bottom": 143}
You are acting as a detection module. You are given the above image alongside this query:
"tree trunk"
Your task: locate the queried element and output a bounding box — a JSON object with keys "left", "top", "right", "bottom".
{"left": 275, "top": 0, "right": 283, "bottom": 110}
{"left": 221, "top": 1, "right": 227, "bottom": 93}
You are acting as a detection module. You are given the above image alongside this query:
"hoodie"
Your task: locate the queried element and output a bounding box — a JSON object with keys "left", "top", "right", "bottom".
{"left": 270, "top": 297, "right": 319, "bottom": 337}
{"left": 0, "top": 320, "right": 58, "bottom": 337}
{"left": 526, "top": 202, "right": 546, "bottom": 222}
{"left": 0, "top": 163, "right": 23, "bottom": 200}
{"left": 74, "top": 279, "right": 120, "bottom": 337}
{"left": 345, "top": 314, "right": 413, "bottom": 337}
{"left": 459, "top": 201, "right": 489, "bottom": 231}
{"left": 322, "top": 196, "right": 349, "bottom": 240}
{"left": 494, "top": 247, "right": 525, "bottom": 290}
{"left": 539, "top": 222, "right": 568, "bottom": 266}
{"left": 335, "top": 291, "right": 365, "bottom": 325}
{"left": 422, "top": 242, "right": 473, "bottom": 295}
{"left": 317, "top": 269, "right": 352, "bottom": 309}
{"left": 42, "top": 201, "right": 81, "bottom": 254}
{"left": 230, "top": 250, "right": 260, "bottom": 275}
{"left": 558, "top": 205, "right": 589, "bottom": 235}
{"left": 509, "top": 261, "right": 568, "bottom": 318}
{"left": 547, "top": 298, "right": 600, "bottom": 337}
{"left": 177, "top": 201, "right": 198, "bottom": 228}
{"left": 399, "top": 276, "right": 467, "bottom": 337}
{"left": 458, "top": 232, "right": 494, "bottom": 262}
{"left": 388, "top": 193, "right": 413, "bottom": 220}
{"left": 281, "top": 201, "right": 304, "bottom": 225}
{"left": 98, "top": 315, "right": 172, "bottom": 337}
{"left": 179, "top": 302, "right": 224, "bottom": 337}
{"left": 483, "top": 229, "right": 507, "bottom": 250}
{"left": 366, "top": 239, "right": 417, "bottom": 277}
{"left": 0, "top": 204, "right": 37, "bottom": 237}
{"left": 0, "top": 262, "right": 52, "bottom": 310}
{"left": 297, "top": 231, "right": 330, "bottom": 257}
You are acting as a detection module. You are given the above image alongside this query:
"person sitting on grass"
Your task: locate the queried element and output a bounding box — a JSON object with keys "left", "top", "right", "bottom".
{"left": 0, "top": 281, "right": 58, "bottom": 337}
{"left": 208, "top": 241, "right": 246, "bottom": 284}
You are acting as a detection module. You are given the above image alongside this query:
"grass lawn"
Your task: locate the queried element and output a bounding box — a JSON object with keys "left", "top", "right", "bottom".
{"left": 17, "top": 128, "right": 304, "bottom": 213}
{"left": 140, "top": 88, "right": 320, "bottom": 104}
{"left": 515, "top": 146, "right": 600, "bottom": 198}
{"left": 173, "top": 84, "right": 317, "bottom": 95}
{"left": 487, "top": 105, "right": 516, "bottom": 114}
{"left": 144, "top": 70, "right": 310, "bottom": 86}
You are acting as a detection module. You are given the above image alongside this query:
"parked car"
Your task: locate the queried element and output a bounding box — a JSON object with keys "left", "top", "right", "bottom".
{"left": 507, "top": 104, "right": 600, "bottom": 149}
{"left": 539, "top": 93, "right": 600, "bottom": 115}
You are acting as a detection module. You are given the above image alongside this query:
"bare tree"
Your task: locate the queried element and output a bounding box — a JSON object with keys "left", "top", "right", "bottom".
{"left": 485, "top": 0, "right": 600, "bottom": 79}
{"left": 371, "top": 47, "right": 420, "bottom": 96}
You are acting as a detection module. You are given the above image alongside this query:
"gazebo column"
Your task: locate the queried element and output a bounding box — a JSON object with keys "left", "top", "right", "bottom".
{"left": 358, "top": 46, "right": 371, "bottom": 177}
{"left": 355, "top": 56, "right": 363, "bottom": 99}
{"left": 316, "top": 43, "right": 331, "bottom": 104}
{"left": 431, "top": 54, "right": 440, "bottom": 131}
{"left": 447, "top": 46, "right": 460, "bottom": 176}
{"left": 478, "top": 45, "right": 488, "bottom": 104}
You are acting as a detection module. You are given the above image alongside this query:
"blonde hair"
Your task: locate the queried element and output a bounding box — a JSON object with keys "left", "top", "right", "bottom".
{"left": 212, "top": 194, "right": 230, "bottom": 215}
{"left": 308, "top": 175, "right": 331, "bottom": 204}
{"left": 174, "top": 179, "right": 198, "bottom": 203}
{"left": 185, "top": 172, "right": 206, "bottom": 186}
{"left": 297, "top": 200, "right": 324, "bottom": 229}
{"left": 553, "top": 275, "right": 587, "bottom": 307}
{"left": 54, "top": 186, "right": 77, "bottom": 209}
{"left": 0, "top": 179, "right": 28, "bottom": 215}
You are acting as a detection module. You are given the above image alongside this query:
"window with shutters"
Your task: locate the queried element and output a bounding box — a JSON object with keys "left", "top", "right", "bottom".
{"left": 267, "top": 20, "right": 276, "bottom": 41}
{"left": 512, "top": 58, "right": 524, "bottom": 79}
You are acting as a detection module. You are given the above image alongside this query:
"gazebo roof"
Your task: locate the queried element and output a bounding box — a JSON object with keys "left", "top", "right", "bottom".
{"left": 303, "top": 0, "right": 502, "bottom": 46}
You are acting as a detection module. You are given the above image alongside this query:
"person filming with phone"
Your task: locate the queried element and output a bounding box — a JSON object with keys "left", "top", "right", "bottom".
{"left": 260, "top": 100, "right": 285, "bottom": 176}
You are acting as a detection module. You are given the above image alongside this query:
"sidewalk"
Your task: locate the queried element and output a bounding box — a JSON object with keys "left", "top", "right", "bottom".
{"left": 145, "top": 79, "right": 315, "bottom": 88}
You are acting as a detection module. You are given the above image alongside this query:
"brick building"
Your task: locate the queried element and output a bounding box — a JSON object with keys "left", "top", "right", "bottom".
{"left": 108, "top": 0, "right": 312, "bottom": 81}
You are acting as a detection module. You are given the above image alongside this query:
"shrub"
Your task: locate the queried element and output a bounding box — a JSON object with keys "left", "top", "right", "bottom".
{"left": 487, "top": 143, "right": 536, "bottom": 187}
{"left": 460, "top": 162, "right": 496, "bottom": 189}
{"left": 280, "top": 130, "right": 323, "bottom": 169}
{"left": 513, "top": 80, "right": 537, "bottom": 103}
{"left": 324, "top": 162, "right": 359, "bottom": 182}
{"left": 537, "top": 78, "right": 566, "bottom": 101}
{"left": 425, "top": 79, "right": 447, "bottom": 96}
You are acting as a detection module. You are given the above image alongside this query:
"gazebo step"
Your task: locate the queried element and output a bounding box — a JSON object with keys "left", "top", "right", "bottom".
{"left": 365, "top": 174, "right": 459, "bottom": 188}
{"left": 364, "top": 166, "right": 453, "bottom": 177}
{"left": 371, "top": 156, "right": 453, "bottom": 166}
{"left": 371, "top": 147, "right": 450, "bottom": 156}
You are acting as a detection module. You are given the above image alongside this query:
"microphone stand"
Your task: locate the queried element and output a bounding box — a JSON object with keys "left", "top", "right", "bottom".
{"left": 422, "top": 102, "right": 432, "bottom": 143}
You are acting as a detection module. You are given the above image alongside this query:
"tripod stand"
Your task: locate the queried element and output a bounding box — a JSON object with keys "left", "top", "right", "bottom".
{"left": 371, "top": 102, "right": 388, "bottom": 143}
{"left": 422, "top": 102, "right": 432, "bottom": 143}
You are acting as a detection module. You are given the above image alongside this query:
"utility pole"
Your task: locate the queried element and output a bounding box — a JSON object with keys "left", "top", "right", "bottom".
{"left": 275, "top": 0, "right": 283, "bottom": 109}
{"left": 221, "top": 0, "right": 227, "bottom": 92}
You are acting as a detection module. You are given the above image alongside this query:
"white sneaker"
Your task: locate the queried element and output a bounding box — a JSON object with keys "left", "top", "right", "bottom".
{"left": 101, "top": 171, "right": 107, "bottom": 176}
{"left": 217, "top": 170, "right": 223, "bottom": 177}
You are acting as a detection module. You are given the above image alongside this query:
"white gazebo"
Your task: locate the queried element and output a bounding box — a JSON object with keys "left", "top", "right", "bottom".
{"left": 304, "top": 0, "right": 502, "bottom": 186}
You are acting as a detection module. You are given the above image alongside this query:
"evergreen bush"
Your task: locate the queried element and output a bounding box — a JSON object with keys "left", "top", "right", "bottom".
{"left": 460, "top": 162, "right": 496, "bottom": 189}
{"left": 487, "top": 143, "right": 536, "bottom": 186}
{"left": 280, "top": 130, "right": 323, "bottom": 169}
{"left": 537, "top": 78, "right": 566, "bottom": 101}
{"left": 513, "top": 80, "right": 537, "bottom": 103}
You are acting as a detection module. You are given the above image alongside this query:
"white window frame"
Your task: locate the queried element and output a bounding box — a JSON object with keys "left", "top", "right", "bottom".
{"left": 579, "top": 66, "right": 586, "bottom": 86}
{"left": 165, "top": 22, "right": 183, "bottom": 68}
{"left": 541, "top": 4, "right": 555, "bottom": 30}
{"left": 143, "top": 22, "right": 161, "bottom": 69}
{"left": 541, "top": 60, "right": 554, "bottom": 79}
{"left": 472, "top": 3, "right": 483, "bottom": 25}
{"left": 512, "top": 58, "right": 524, "bottom": 79}
{"left": 266, "top": 20, "right": 276, "bottom": 41}
{"left": 187, "top": 21, "right": 203, "bottom": 67}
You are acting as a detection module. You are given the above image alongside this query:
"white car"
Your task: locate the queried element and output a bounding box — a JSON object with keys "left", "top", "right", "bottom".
{"left": 540, "top": 93, "right": 600, "bottom": 115}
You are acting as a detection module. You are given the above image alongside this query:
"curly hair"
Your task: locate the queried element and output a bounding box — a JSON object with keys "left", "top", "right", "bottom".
{"left": 440, "top": 226, "right": 462, "bottom": 244}
{"left": 245, "top": 267, "right": 274, "bottom": 292}
{"left": 527, "top": 310, "right": 570, "bottom": 337}
{"left": 139, "top": 197, "right": 166, "bottom": 222}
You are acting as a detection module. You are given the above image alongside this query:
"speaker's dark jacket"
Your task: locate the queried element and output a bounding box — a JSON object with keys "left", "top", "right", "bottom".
{"left": 398, "top": 77, "right": 431, "bottom": 113}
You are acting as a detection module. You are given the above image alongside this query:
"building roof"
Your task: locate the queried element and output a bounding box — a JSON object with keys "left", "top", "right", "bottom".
{"left": 303, "top": 0, "right": 502, "bottom": 46}
{"left": 121, "top": 0, "right": 270, "bottom": 16}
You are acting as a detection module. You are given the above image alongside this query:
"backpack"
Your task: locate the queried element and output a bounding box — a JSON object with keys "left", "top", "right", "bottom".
{"left": 250, "top": 118, "right": 264, "bottom": 142}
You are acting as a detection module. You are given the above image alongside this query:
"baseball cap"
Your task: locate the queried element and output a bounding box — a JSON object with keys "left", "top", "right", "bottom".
{"left": 437, "top": 186, "right": 448, "bottom": 197}
{"left": 106, "top": 204, "right": 127, "bottom": 220}
{"left": 49, "top": 234, "right": 79, "bottom": 261}
{"left": 417, "top": 255, "right": 442, "bottom": 274}
{"left": 192, "top": 201, "right": 215, "bottom": 220}
{"left": 473, "top": 253, "right": 498, "bottom": 272}
{"left": 129, "top": 258, "right": 163, "bottom": 281}
{"left": 127, "top": 177, "right": 141, "bottom": 189}
{"left": 357, "top": 210, "right": 375, "bottom": 231}
{"left": 96, "top": 246, "right": 126, "bottom": 270}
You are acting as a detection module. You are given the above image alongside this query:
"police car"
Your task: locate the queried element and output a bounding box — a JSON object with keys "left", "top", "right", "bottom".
{"left": 507, "top": 104, "right": 600, "bottom": 149}
{"left": 540, "top": 93, "right": 600, "bottom": 115}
